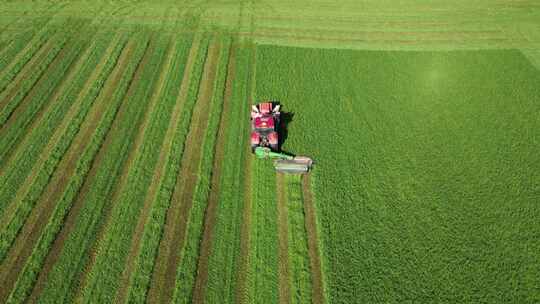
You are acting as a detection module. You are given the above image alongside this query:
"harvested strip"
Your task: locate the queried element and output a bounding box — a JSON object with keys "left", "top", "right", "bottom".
{"left": 147, "top": 38, "right": 220, "bottom": 304}
{"left": 115, "top": 36, "right": 199, "bottom": 304}
{"left": 192, "top": 41, "right": 234, "bottom": 304}
{"left": 0, "top": 24, "right": 55, "bottom": 93}
{"left": 0, "top": 37, "right": 57, "bottom": 111}
{"left": 6, "top": 35, "right": 125, "bottom": 304}
{"left": 0, "top": 34, "right": 94, "bottom": 168}
{"left": 30, "top": 37, "right": 149, "bottom": 304}
{"left": 0, "top": 37, "right": 137, "bottom": 303}
{"left": 0, "top": 34, "right": 124, "bottom": 233}
{"left": 277, "top": 173, "right": 291, "bottom": 304}
{"left": 70, "top": 37, "right": 155, "bottom": 302}
{"left": 78, "top": 37, "right": 173, "bottom": 303}
{"left": 285, "top": 175, "right": 312, "bottom": 304}
{"left": 302, "top": 174, "right": 326, "bottom": 304}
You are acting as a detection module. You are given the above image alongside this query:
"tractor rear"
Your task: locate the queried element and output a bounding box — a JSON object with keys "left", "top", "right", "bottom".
{"left": 250, "top": 102, "right": 313, "bottom": 173}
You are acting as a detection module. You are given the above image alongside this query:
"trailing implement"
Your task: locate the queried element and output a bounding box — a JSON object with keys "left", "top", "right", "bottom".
{"left": 250, "top": 102, "right": 313, "bottom": 173}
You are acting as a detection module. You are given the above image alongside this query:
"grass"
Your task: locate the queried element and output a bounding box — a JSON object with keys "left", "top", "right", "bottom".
{"left": 0, "top": 1, "right": 539, "bottom": 303}
{"left": 255, "top": 45, "right": 540, "bottom": 303}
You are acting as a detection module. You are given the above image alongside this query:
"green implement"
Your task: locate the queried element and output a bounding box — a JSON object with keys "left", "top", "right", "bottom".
{"left": 254, "top": 147, "right": 313, "bottom": 174}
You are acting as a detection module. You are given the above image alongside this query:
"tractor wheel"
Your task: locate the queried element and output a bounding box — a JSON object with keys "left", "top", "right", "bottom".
{"left": 251, "top": 144, "right": 258, "bottom": 153}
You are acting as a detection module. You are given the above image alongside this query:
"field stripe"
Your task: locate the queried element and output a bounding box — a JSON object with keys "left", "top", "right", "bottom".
{"left": 302, "top": 174, "right": 326, "bottom": 304}
{"left": 71, "top": 37, "right": 155, "bottom": 301}
{"left": 235, "top": 45, "right": 256, "bottom": 304}
{"left": 0, "top": 37, "right": 57, "bottom": 111}
{"left": 277, "top": 173, "right": 292, "bottom": 304}
{"left": 0, "top": 33, "right": 95, "bottom": 169}
{"left": 147, "top": 37, "right": 220, "bottom": 304}
{"left": 0, "top": 34, "right": 123, "bottom": 232}
{"left": 0, "top": 24, "right": 54, "bottom": 93}
{"left": 0, "top": 37, "right": 137, "bottom": 304}
{"left": 78, "top": 35, "right": 175, "bottom": 302}
{"left": 115, "top": 36, "right": 200, "bottom": 304}
{"left": 192, "top": 42, "right": 235, "bottom": 304}
{"left": 15, "top": 35, "right": 123, "bottom": 303}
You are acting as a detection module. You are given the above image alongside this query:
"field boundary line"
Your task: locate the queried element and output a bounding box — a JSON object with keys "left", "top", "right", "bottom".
{"left": 277, "top": 173, "right": 291, "bottom": 304}
{"left": 0, "top": 35, "right": 96, "bottom": 170}
{"left": 235, "top": 44, "right": 256, "bottom": 304}
{"left": 191, "top": 42, "right": 235, "bottom": 304}
{"left": 0, "top": 37, "right": 137, "bottom": 303}
{"left": 112, "top": 36, "right": 181, "bottom": 303}
{"left": 0, "top": 34, "right": 123, "bottom": 234}
{"left": 147, "top": 37, "right": 221, "bottom": 304}
{"left": 24, "top": 34, "right": 127, "bottom": 303}
{"left": 302, "top": 174, "right": 326, "bottom": 304}
{"left": 71, "top": 37, "right": 155, "bottom": 301}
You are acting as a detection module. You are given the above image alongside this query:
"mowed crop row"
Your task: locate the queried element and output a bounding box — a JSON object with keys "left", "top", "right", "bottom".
{"left": 0, "top": 17, "right": 331, "bottom": 304}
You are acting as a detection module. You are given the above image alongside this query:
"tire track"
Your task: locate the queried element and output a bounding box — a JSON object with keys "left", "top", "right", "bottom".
{"left": 71, "top": 37, "right": 155, "bottom": 301}
{"left": 114, "top": 36, "right": 201, "bottom": 304}
{"left": 302, "top": 174, "right": 325, "bottom": 304}
{"left": 0, "top": 37, "right": 137, "bottom": 304}
{"left": 24, "top": 34, "right": 127, "bottom": 304}
{"left": 276, "top": 173, "right": 291, "bottom": 304}
{"left": 192, "top": 43, "right": 235, "bottom": 304}
{"left": 147, "top": 37, "right": 221, "bottom": 304}
{"left": 235, "top": 44, "right": 256, "bottom": 304}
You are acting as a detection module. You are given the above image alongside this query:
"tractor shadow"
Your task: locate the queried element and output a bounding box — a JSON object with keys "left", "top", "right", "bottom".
{"left": 278, "top": 111, "right": 294, "bottom": 155}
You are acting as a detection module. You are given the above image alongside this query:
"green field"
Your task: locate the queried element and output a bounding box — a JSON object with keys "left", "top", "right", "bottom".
{"left": 0, "top": 1, "right": 539, "bottom": 303}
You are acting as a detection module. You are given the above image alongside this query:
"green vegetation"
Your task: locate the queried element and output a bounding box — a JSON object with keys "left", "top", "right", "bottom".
{"left": 255, "top": 45, "right": 540, "bottom": 303}
{"left": 0, "top": 1, "right": 539, "bottom": 303}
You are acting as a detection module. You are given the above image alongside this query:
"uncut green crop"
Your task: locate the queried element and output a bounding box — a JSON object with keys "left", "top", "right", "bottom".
{"left": 256, "top": 45, "right": 540, "bottom": 303}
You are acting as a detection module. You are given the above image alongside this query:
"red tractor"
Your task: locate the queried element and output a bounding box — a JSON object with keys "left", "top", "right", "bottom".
{"left": 250, "top": 102, "right": 281, "bottom": 152}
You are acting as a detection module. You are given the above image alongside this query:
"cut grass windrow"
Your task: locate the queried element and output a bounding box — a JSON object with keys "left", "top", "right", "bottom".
{"left": 79, "top": 36, "right": 172, "bottom": 304}
{"left": 0, "top": 33, "right": 125, "bottom": 243}
{"left": 172, "top": 37, "right": 230, "bottom": 304}
{"left": 0, "top": 22, "right": 58, "bottom": 94}
{"left": 4, "top": 34, "right": 124, "bottom": 304}
{"left": 17, "top": 35, "right": 144, "bottom": 304}
{"left": 277, "top": 173, "right": 292, "bottom": 304}
{"left": 0, "top": 31, "right": 95, "bottom": 170}
{"left": 0, "top": 21, "right": 85, "bottom": 126}
{"left": 60, "top": 34, "right": 154, "bottom": 303}
{"left": 192, "top": 38, "right": 233, "bottom": 304}
{"left": 301, "top": 174, "right": 326, "bottom": 304}
{"left": 0, "top": 35, "right": 138, "bottom": 303}
{"left": 146, "top": 36, "right": 215, "bottom": 304}
{"left": 284, "top": 174, "right": 312, "bottom": 304}
{"left": 235, "top": 45, "right": 256, "bottom": 304}
{"left": 117, "top": 36, "right": 197, "bottom": 304}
